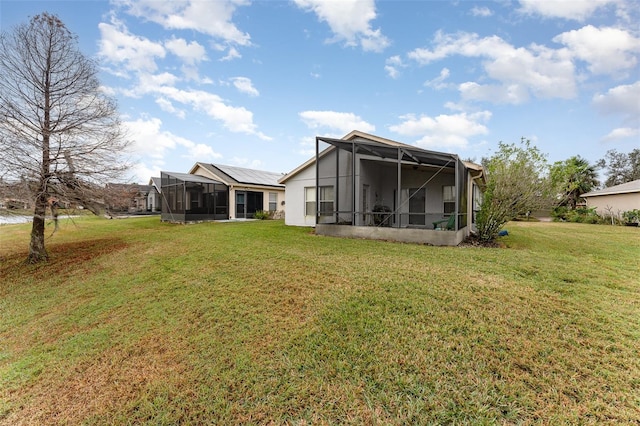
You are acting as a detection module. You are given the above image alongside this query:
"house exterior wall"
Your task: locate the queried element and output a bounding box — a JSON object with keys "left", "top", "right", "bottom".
{"left": 227, "top": 186, "right": 285, "bottom": 219}
{"left": 584, "top": 192, "right": 640, "bottom": 216}
{"left": 283, "top": 148, "right": 352, "bottom": 226}
{"left": 147, "top": 187, "right": 160, "bottom": 212}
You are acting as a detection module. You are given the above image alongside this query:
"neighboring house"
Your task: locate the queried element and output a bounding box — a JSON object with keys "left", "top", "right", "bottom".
{"left": 105, "top": 183, "right": 151, "bottom": 213}
{"left": 581, "top": 179, "right": 640, "bottom": 216}
{"left": 279, "top": 130, "right": 485, "bottom": 246}
{"left": 147, "top": 177, "right": 161, "bottom": 212}
{"left": 160, "top": 163, "right": 285, "bottom": 223}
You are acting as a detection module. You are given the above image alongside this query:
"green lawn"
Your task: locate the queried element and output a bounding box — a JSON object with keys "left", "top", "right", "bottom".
{"left": 1, "top": 217, "right": 639, "bottom": 424}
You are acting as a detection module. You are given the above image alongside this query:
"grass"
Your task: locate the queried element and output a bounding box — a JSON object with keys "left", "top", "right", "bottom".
{"left": 1, "top": 216, "right": 639, "bottom": 424}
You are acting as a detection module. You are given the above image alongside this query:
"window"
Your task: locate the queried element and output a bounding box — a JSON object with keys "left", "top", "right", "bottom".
{"left": 443, "top": 185, "right": 455, "bottom": 214}
{"left": 305, "top": 186, "right": 334, "bottom": 216}
{"left": 472, "top": 183, "right": 482, "bottom": 223}
{"left": 269, "top": 192, "right": 278, "bottom": 211}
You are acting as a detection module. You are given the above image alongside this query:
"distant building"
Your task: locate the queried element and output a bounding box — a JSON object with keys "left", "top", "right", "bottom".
{"left": 581, "top": 179, "right": 640, "bottom": 216}
{"left": 160, "top": 163, "right": 285, "bottom": 223}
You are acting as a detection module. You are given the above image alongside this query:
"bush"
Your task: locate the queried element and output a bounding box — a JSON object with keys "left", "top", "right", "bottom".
{"left": 622, "top": 209, "right": 640, "bottom": 225}
{"left": 253, "top": 210, "right": 271, "bottom": 220}
{"left": 552, "top": 206, "right": 604, "bottom": 224}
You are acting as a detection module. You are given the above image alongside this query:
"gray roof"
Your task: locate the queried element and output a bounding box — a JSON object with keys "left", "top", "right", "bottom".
{"left": 149, "top": 176, "right": 161, "bottom": 191}
{"left": 201, "top": 163, "right": 284, "bottom": 187}
{"left": 161, "top": 171, "right": 223, "bottom": 185}
{"left": 582, "top": 179, "right": 640, "bottom": 197}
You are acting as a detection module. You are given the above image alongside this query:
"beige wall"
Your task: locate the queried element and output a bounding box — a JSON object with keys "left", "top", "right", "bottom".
{"left": 585, "top": 192, "right": 640, "bottom": 216}
{"left": 228, "top": 186, "right": 285, "bottom": 219}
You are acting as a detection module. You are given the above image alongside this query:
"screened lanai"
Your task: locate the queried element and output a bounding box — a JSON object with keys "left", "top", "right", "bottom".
{"left": 160, "top": 171, "right": 229, "bottom": 222}
{"left": 312, "top": 135, "right": 480, "bottom": 246}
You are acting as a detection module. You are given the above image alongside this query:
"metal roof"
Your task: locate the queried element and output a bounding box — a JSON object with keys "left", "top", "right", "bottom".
{"left": 161, "top": 171, "right": 224, "bottom": 185}
{"left": 317, "top": 136, "right": 458, "bottom": 168}
{"left": 582, "top": 179, "right": 640, "bottom": 197}
{"left": 204, "top": 163, "right": 285, "bottom": 187}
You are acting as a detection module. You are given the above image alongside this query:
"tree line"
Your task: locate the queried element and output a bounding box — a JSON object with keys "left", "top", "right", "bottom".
{"left": 476, "top": 143, "right": 639, "bottom": 242}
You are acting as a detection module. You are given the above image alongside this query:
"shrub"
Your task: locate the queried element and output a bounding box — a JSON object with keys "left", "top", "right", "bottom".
{"left": 552, "top": 206, "right": 603, "bottom": 224}
{"left": 253, "top": 210, "right": 271, "bottom": 220}
{"left": 622, "top": 209, "right": 640, "bottom": 225}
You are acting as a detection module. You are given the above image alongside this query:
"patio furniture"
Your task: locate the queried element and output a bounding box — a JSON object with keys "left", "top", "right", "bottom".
{"left": 433, "top": 214, "right": 455, "bottom": 230}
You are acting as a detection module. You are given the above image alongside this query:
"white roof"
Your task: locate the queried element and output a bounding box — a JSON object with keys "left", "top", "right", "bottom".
{"left": 582, "top": 179, "right": 640, "bottom": 197}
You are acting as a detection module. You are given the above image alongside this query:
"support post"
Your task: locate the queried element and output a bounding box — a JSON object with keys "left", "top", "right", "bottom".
{"left": 454, "top": 156, "right": 459, "bottom": 231}
{"left": 352, "top": 141, "right": 356, "bottom": 226}
{"left": 396, "top": 148, "right": 401, "bottom": 228}
{"left": 315, "top": 137, "right": 320, "bottom": 225}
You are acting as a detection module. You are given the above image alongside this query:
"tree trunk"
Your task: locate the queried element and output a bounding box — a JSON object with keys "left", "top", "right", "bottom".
{"left": 27, "top": 193, "right": 49, "bottom": 263}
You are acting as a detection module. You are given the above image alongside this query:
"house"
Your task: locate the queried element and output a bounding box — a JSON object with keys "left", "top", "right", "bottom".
{"left": 104, "top": 183, "right": 151, "bottom": 213}
{"left": 160, "top": 163, "right": 285, "bottom": 223}
{"left": 581, "top": 179, "right": 640, "bottom": 217}
{"left": 279, "top": 130, "right": 484, "bottom": 246}
{"left": 147, "top": 177, "right": 161, "bottom": 212}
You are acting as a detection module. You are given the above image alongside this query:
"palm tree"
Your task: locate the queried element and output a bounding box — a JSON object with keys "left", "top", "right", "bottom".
{"left": 551, "top": 156, "right": 599, "bottom": 209}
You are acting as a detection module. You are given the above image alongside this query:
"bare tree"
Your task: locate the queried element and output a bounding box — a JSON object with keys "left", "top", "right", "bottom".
{"left": 0, "top": 13, "right": 131, "bottom": 263}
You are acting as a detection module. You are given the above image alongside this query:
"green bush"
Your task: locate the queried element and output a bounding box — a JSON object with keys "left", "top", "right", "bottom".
{"left": 623, "top": 209, "right": 640, "bottom": 224}
{"left": 253, "top": 210, "right": 271, "bottom": 220}
{"left": 552, "top": 206, "right": 603, "bottom": 224}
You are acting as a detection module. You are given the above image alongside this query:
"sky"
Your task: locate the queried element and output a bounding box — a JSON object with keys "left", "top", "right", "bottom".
{"left": 1, "top": 0, "right": 639, "bottom": 184}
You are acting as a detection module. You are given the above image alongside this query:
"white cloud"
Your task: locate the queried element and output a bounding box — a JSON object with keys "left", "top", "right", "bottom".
{"left": 518, "top": 0, "right": 618, "bottom": 21}
{"left": 114, "top": 0, "right": 251, "bottom": 46}
{"left": 601, "top": 127, "right": 640, "bottom": 142}
{"left": 593, "top": 81, "right": 640, "bottom": 116}
{"left": 230, "top": 77, "right": 259, "bottom": 97}
{"left": 158, "top": 87, "right": 270, "bottom": 139}
{"left": 385, "top": 55, "right": 405, "bottom": 79}
{"left": 123, "top": 116, "right": 221, "bottom": 181}
{"left": 470, "top": 6, "right": 493, "bottom": 17}
{"left": 424, "top": 68, "right": 451, "bottom": 90}
{"left": 593, "top": 81, "right": 640, "bottom": 139}
{"left": 184, "top": 143, "right": 223, "bottom": 161}
{"left": 164, "top": 37, "right": 207, "bottom": 65}
{"left": 155, "top": 97, "right": 186, "bottom": 119}
{"left": 389, "top": 111, "right": 492, "bottom": 150}
{"left": 127, "top": 80, "right": 270, "bottom": 140}
{"left": 294, "top": 0, "right": 390, "bottom": 52}
{"left": 408, "top": 31, "right": 576, "bottom": 103}
{"left": 459, "top": 82, "right": 530, "bottom": 104}
{"left": 229, "top": 157, "right": 264, "bottom": 169}
{"left": 299, "top": 110, "right": 375, "bottom": 135}
{"left": 553, "top": 25, "right": 640, "bottom": 76}
{"left": 98, "top": 21, "right": 165, "bottom": 72}
{"left": 220, "top": 46, "right": 242, "bottom": 61}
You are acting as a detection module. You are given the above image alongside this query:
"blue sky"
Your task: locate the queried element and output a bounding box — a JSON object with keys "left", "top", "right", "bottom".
{"left": 1, "top": 0, "right": 639, "bottom": 183}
